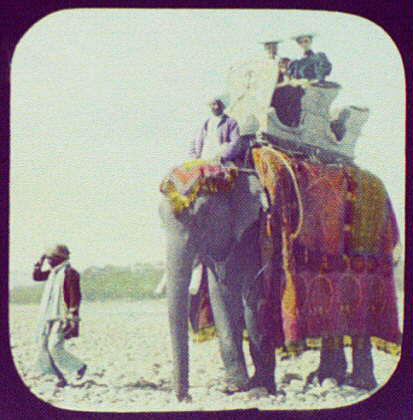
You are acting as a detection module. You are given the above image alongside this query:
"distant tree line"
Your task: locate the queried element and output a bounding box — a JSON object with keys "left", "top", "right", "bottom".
{"left": 10, "top": 263, "right": 164, "bottom": 304}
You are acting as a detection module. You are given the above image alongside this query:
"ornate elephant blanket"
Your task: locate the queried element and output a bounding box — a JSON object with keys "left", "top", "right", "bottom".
{"left": 252, "top": 146, "right": 401, "bottom": 355}
{"left": 160, "top": 160, "right": 238, "bottom": 214}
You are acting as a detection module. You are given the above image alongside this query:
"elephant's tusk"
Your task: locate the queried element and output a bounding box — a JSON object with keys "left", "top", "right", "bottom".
{"left": 189, "top": 264, "right": 203, "bottom": 295}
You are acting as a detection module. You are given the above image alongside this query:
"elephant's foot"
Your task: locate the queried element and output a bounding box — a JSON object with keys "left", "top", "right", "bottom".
{"left": 246, "top": 342, "right": 276, "bottom": 395}
{"left": 221, "top": 378, "right": 279, "bottom": 397}
{"left": 306, "top": 336, "right": 347, "bottom": 388}
{"left": 221, "top": 382, "right": 250, "bottom": 395}
{"left": 344, "top": 374, "right": 377, "bottom": 391}
{"left": 304, "top": 368, "right": 342, "bottom": 388}
{"left": 176, "top": 392, "right": 192, "bottom": 402}
{"left": 305, "top": 369, "right": 323, "bottom": 389}
{"left": 305, "top": 359, "right": 347, "bottom": 389}
{"left": 175, "top": 381, "right": 191, "bottom": 402}
{"left": 304, "top": 369, "right": 318, "bottom": 388}
{"left": 346, "top": 336, "right": 377, "bottom": 391}
{"left": 305, "top": 362, "right": 346, "bottom": 388}
{"left": 246, "top": 374, "right": 277, "bottom": 395}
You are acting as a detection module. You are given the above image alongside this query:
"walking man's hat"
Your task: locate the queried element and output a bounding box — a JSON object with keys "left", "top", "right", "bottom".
{"left": 45, "top": 244, "right": 70, "bottom": 259}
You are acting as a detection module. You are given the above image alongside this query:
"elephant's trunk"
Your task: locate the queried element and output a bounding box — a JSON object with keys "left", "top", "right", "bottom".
{"left": 166, "top": 246, "right": 194, "bottom": 401}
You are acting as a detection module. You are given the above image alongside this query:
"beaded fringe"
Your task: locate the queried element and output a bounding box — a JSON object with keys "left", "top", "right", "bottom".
{"left": 190, "top": 326, "right": 401, "bottom": 357}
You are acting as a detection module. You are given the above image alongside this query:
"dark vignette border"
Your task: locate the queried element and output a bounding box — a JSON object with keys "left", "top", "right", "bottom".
{"left": 1, "top": 1, "right": 411, "bottom": 419}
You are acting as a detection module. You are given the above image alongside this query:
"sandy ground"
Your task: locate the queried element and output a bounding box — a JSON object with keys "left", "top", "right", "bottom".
{"left": 9, "top": 298, "right": 402, "bottom": 413}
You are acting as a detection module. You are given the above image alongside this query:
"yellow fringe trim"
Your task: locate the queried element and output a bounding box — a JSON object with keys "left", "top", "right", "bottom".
{"left": 182, "top": 159, "right": 211, "bottom": 168}
{"left": 279, "top": 336, "right": 401, "bottom": 358}
{"left": 190, "top": 325, "right": 217, "bottom": 343}
{"left": 371, "top": 337, "right": 401, "bottom": 356}
{"left": 190, "top": 327, "right": 401, "bottom": 357}
{"left": 161, "top": 181, "right": 202, "bottom": 214}
{"left": 161, "top": 161, "right": 238, "bottom": 214}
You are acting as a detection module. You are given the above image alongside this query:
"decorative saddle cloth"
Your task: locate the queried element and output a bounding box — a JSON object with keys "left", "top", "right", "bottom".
{"left": 188, "top": 146, "right": 401, "bottom": 356}
{"left": 252, "top": 146, "right": 401, "bottom": 354}
{"left": 160, "top": 159, "right": 238, "bottom": 214}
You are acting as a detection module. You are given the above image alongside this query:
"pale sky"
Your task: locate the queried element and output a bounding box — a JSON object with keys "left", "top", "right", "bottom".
{"left": 10, "top": 9, "right": 405, "bottom": 274}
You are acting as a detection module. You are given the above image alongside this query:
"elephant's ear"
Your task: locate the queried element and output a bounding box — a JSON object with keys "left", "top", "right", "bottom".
{"left": 231, "top": 173, "right": 263, "bottom": 242}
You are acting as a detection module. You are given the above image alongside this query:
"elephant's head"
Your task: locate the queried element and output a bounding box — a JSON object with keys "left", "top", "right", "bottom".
{"left": 159, "top": 169, "right": 264, "bottom": 400}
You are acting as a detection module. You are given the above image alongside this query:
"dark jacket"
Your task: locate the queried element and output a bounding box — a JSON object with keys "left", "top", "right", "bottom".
{"left": 288, "top": 50, "right": 332, "bottom": 81}
{"left": 33, "top": 263, "right": 81, "bottom": 338}
{"left": 33, "top": 264, "right": 81, "bottom": 311}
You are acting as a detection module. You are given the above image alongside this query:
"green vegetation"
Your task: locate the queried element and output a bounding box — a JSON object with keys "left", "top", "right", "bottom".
{"left": 10, "top": 283, "right": 45, "bottom": 305}
{"left": 81, "top": 263, "right": 164, "bottom": 301}
{"left": 9, "top": 263, "right": 164, "bottom": 304}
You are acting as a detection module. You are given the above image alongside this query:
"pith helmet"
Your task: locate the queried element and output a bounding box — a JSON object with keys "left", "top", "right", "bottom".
{"left": 291, "top": 33, "right": 317, "bottom": 43}
{"left": 45, "top": 244, "right": 70, "bottom": 259}
{"left": 259, "top": 39, "right": 283, "bottom": 46}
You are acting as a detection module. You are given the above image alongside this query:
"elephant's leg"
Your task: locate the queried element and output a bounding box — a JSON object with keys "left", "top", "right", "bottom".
{"left": 306, "top": 336, "right": 347, "bottom": 386}
{"left": 347, "top": 336, "right": 377, "bottom": 391}
{"left": 243, "top": 270, "right": 276, "bottom": 394}
{"left": 241, "top": 230, "right": 276, "bottom": 394}
{"left": 243, "top": 297, "right": 276, "bottom": 394}
{"left": 224, "top": 272, "right": 248, "bottom": 385}
{"left": 319, "top": 336, "right": 347, "bottom": 385}
{"left": 165, "top": 231, "right": 196, "bottom": 401}
{"left": 207, "top": 266, "right": 249, "bottom": 390}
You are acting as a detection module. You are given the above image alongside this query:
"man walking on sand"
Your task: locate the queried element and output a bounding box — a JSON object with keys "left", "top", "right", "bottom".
{"left": 33, "top": 244, "right": 87, "bottom": 388}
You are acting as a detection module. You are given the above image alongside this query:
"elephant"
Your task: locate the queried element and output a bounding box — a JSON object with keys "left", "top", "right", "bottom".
{"left": 159, "top": 168, "right": 275, "bottom": 401}
{"left": 159, "top": 147, "right": 401, "bottom": 401}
